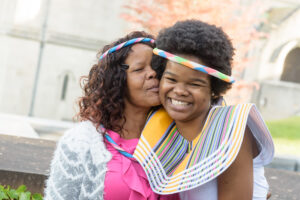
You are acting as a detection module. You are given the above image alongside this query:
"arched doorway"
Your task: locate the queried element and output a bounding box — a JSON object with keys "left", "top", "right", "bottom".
{"left": 281, "top": 47, "right": 300, "bottom": 83}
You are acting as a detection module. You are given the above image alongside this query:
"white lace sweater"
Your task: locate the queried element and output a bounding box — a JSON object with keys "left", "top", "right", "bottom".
{"left": 44, "top": 121, "right": 112, "bottom": 200}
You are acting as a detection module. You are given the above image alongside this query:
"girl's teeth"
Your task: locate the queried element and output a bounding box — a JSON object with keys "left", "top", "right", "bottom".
{"left": 171, "top": 99, "right": 188, "bottom": 106}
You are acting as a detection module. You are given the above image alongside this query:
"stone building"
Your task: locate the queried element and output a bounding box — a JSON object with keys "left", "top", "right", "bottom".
{"left": 245, "top": 0, "right": 300, "bottom": 120}
{"left": 0, "top": 0, "right": 128, "bottom": 121}
{"left": 0, "top": 0, "right": 299, "bottom": 122}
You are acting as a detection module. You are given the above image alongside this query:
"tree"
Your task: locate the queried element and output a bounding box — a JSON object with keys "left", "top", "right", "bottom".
{"left": 122, "top": 0, "right": 268, "bottom": 104}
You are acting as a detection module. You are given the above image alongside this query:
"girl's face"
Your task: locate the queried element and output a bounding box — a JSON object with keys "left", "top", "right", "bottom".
{"left": 159, "top": 54, "right": 212, "bottom": 124}
{"left": 124, "top": 44, "right": 160, "bottom": 108}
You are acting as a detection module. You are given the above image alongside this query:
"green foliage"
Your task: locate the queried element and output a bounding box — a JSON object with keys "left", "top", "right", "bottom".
{"left": 267, "top": 116, "right": 300, "bottom": 140}
{"left": 0, "top": 185, "right": 43, "bottom": 200}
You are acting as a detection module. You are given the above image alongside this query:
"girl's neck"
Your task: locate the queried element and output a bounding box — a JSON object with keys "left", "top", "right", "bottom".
{"left": 175, "top": 109, "right": 210, "bottom": 142}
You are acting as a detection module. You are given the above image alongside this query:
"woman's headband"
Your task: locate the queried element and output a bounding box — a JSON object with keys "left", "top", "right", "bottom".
{"left": 153, "top": 48, "right": 235, "bottom": 83}
{"left": 99, "top": 37, "right": 155, "bottom": 60}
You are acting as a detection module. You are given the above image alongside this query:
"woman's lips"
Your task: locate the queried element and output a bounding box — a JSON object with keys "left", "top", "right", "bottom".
{"left": 147, "top": 86, "right": 159, "bottom": 92}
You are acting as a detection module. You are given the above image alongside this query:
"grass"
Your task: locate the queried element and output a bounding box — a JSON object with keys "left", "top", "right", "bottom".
{"left": 266, "top": 116, "right": 300, "bottom": 157}
{"left": 271, "top": 138, "right": 300, "bottom": 156}
{"left": 266, "top": 116, "right": 300, "bottom": 140}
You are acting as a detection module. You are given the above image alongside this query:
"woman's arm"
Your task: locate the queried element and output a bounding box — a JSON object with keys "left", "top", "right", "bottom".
{"left": 218, "top": 127, "right": 257, "bottom": 200}
{"left": 44, "top": 131, "right": 85, "bottom": 200}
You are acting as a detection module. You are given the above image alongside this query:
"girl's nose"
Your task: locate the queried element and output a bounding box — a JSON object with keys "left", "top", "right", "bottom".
{"left": 173, "top": 83, "right": 188, "bottom": 96}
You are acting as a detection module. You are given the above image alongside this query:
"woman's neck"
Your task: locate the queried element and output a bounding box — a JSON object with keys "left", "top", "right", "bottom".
{"left": 175, "top": 110, "right": 210, "bottom": 142}
{"left": 121, "top": 106, "right": 150, "bottom": 139}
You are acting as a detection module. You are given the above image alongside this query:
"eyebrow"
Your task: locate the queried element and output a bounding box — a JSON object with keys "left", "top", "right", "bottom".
{"left": 163, "top": 71, "right": 177, "bottom": 76}
{"left": 132, "top": 60, "right": 146, "bottom": 66}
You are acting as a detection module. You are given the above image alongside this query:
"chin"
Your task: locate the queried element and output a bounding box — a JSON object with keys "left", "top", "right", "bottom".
{"left": 166, "top": 110, "right": 188, "bottom": 122}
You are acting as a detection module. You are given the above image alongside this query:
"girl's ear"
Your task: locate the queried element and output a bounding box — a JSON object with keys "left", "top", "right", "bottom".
{"left": 212, "top": 96, "right": 227, "bottom": 106}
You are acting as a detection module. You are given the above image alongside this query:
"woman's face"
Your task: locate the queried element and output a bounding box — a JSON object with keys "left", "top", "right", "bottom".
{"left": 159, "top": 54, "right": 212, "bottom": 124}
{"left": 124, "top": 44, "right": 160, "bottom": 108}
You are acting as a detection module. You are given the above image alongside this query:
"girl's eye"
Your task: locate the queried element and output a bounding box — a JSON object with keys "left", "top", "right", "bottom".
{"left": 189, "top": 83, "right": 201, "bottom": 87}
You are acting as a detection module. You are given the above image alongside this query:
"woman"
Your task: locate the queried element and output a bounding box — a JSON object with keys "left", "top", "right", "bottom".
{"left": 44, "top": 31, "right": 179, "bottom": 200}
{"left": 133, "top": 20, "right": 274, "bottom": 200}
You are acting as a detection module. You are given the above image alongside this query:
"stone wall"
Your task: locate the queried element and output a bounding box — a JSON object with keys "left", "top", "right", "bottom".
{"left": 1, "top": 0, "right": 299, "bottom": 121}
{"left": 243, "top": 2, "right": 300, "bottom": 82}
{"left": 0, "top": 0, "right": 129, "bottom": 120}
{"left": 243, "top": 2, "right": 300, "bottom": 120}
{"left": 253, "top": 80, "right": 300, "bottom": 120}
{"left": 0, "top": 134, "right": 56, "bottom": 193}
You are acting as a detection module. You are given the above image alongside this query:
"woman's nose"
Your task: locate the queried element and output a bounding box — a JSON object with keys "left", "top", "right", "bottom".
{"left": 146, "top": 66, "right": 157, "bottom": 79}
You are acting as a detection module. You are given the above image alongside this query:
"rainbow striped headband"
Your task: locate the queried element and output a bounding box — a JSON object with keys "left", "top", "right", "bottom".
{"left": 99, "top": 37, "right": 155, "bottom": 60}
{"left": 153, "top": 48, "right": 235, "bottom": 83}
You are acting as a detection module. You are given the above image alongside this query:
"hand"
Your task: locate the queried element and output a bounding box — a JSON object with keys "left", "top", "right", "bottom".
{"left": 267, "top": 192, "right": 271, "bottom": 199}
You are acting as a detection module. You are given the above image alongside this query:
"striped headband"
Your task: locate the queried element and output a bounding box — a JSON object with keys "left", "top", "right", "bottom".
{"left": 99, "top": 37, "right": 155, "bottom": 60}
{"left": 153, "top": 48, "right": 235, "bottom": 83}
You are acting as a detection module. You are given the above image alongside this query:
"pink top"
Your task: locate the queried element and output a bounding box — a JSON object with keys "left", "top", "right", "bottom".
{"left": 104, "top": 130, "right": 179, "bottom": 200}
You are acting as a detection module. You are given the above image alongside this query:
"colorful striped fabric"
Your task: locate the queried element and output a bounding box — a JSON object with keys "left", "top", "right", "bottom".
{"left": 133, "top": 104, "right": 274, "bottom": 194}
{"left": 153, "top": 48, "right": 235, "bottom": 83}
{"left": 99, "top": 37, "right": 155, "bottom": 60}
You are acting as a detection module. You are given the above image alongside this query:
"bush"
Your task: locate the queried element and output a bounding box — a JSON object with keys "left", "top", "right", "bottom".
{"left": 0, "top": 185, "right": 42, "bottom": 200}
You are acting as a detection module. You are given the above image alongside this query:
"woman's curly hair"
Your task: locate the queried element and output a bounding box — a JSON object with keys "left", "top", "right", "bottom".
{"left": 152, "top": 20, "right": 234, "bottom": 104}
{"left": 77, "top": 31, "right": 155, "bottom": 132}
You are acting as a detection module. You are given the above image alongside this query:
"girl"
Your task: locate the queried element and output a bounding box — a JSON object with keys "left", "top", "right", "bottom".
{"left": 134, "top": 20, "right": 274, "bottom": 200}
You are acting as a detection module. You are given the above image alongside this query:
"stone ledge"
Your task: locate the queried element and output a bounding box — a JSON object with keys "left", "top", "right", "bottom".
{"left": 0, "top": 134, "right": 56, "bottom": 193}
{"left": 0, "top": 170, "right": 46, "bottom": 194}
{"left": 4, "top": 27, "right": 107, "bottom": 51}
{"left": 267, "top": 156, "right": 300, "bottom": 172}
{"left": 0, "top": 134, "right": 56, "bottom": 175}
{"left": 265, "top": 168, "right": 300, "bottom": 200}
